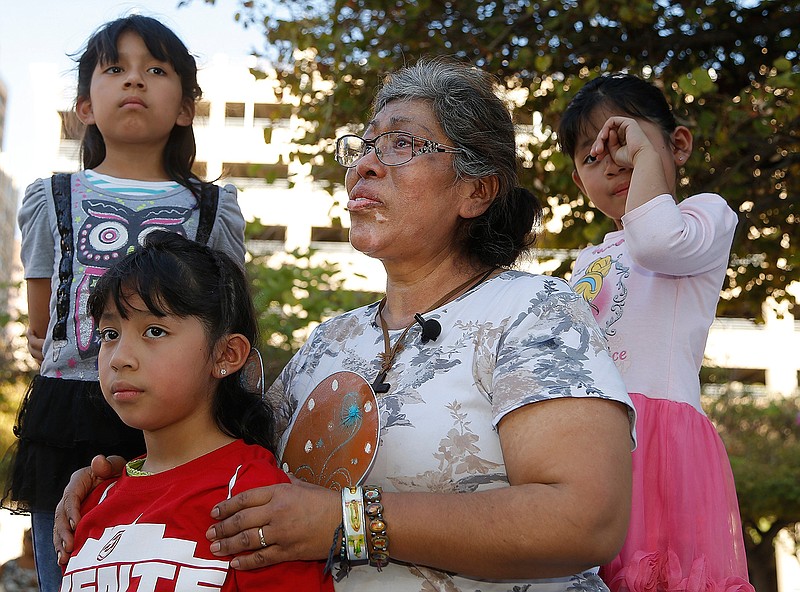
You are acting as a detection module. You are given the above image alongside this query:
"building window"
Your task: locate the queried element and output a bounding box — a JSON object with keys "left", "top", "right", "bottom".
{"left": 192, "top": 161, "right": 207, "bottom": 178}
{"left": 223, "top": 162, "right": 289, "bottom": 184}
{"left": 701, "top": 367, "right": 767, "bottom": 397}
{"left": 225, "top": 102, "right": 245, "bottom": 126}
{"left": 311, "top": 226, "right": 349, "bottom": 243}
{"left": 250, "top": 225, "right": 287, "bottom": 242}
{"left": 254, "top": 103, "right": 292, "bottom": 124}
{"left": 247, "top": 224, "right": 287, "bottom": 255}
{"left": 195, "top": 101, "right": 211, "bottom": 125}
{"left": 310, "top": 226, "right": 352, "bottom": 252}
{"left": 59, "top": 111, "right": 83, "bottom": 140}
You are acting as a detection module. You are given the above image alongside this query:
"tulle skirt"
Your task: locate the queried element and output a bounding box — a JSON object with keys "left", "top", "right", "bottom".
{"left": 1, "top": 375, "right": 145, "bottom": 513}
{"left": 601, "top": 393, "right": 754, "bottom": 592}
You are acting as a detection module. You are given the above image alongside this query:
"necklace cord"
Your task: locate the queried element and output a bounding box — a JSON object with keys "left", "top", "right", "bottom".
{"left": 373, "top": 267, "right": 496, "bottom": 390}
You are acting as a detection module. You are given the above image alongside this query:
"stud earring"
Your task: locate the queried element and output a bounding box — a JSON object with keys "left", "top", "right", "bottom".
{"left": 220, "top": 368, "right": 227, "bottom": 376}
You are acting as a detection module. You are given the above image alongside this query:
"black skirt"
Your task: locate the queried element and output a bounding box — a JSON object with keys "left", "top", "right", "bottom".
{"left": 1, "top": 375, "right": 146, "bottom": 513}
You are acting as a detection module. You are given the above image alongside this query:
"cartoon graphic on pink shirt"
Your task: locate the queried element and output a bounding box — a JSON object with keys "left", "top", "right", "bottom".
{"left": 571, "top": 252, "right": 629, "bottom": 338}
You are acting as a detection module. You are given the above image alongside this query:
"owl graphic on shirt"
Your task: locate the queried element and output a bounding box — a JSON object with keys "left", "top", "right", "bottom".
{"left": 73, "top": 199, "right": 196, "bottom": 359}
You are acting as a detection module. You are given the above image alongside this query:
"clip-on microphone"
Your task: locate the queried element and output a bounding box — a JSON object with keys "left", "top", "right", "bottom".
{"left": 414, "top": 313, "right": 442, "bottom": 344}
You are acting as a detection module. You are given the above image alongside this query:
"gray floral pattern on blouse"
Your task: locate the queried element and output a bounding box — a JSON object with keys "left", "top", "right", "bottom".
{"left": 271, "top": 271, "right": 632, "bottom": 592}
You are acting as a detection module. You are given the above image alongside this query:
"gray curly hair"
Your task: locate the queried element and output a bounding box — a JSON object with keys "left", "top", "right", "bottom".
{"left": 371, "top": 58, "right": 540, "bottom": 267}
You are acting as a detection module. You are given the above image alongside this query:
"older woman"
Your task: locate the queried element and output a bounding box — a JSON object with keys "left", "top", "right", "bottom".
{"left": 56, "top": 58, "right": 634, "bottom": 591}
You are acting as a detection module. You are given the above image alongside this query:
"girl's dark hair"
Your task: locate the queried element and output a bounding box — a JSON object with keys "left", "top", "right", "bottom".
{"left": 87, "top": 231, "right": 277, "bottom": 452}
{"left": 558, "top": 72, "right": 678, "bottom": 160}
{"left": 75, "top": 15, "right": 206, "bottom": 197}
{"left": 373, "top": 57, "right": 542, "bottom": 267}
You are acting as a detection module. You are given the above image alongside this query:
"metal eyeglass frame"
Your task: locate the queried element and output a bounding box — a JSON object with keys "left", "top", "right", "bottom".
{"left": 335, "top": 130, "right": 463, "bottom": 168}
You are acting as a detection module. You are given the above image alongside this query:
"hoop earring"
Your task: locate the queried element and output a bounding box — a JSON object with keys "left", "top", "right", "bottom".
{"left": 239, "top": 348, "right": 265, "bottom": 397}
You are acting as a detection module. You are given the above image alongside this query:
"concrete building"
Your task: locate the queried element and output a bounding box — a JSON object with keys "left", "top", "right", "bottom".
{"left": 705, "top": 299, "right": 800, "bottom": 397}
{"left": 0, "top": 165, "right": 16, "bottom": 311}
{"left": 50, "top": 54, "right": 387, "bottom": 295}
{"left": 0, "top": 76, "right": 6, "bottom": 150}
{"left": 0, "top": 75, "right": 19, "bottom": 324}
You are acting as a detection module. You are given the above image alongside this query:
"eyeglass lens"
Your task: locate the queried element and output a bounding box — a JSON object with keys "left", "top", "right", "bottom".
{"left": 337, "top": 132, "right": 415, "bottom": 167}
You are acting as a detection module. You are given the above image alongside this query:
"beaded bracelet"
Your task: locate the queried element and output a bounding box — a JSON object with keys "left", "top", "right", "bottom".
{"left": 341, "top": 486, "right": 368, "bottom": 561}
{"left": 363, "top": 485, "right": 389, "bottom": 570}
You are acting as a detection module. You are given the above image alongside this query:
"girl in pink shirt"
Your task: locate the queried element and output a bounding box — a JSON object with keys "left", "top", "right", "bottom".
{"left": 559, "top": 73, "right": 753, "bottom": 592}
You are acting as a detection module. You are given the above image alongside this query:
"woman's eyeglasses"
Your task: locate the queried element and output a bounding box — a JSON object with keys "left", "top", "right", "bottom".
{"left": 335, "top": 131, "right": 463, "bottom": 168}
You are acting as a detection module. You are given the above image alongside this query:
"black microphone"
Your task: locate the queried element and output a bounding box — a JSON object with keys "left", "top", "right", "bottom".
{"left": 414, "top": 313, "right": 442, "bottom": 344}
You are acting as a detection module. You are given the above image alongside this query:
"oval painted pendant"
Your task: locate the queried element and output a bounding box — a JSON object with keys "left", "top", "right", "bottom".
{"left": 281, "top": 371, "right": 380, "bottom": 490}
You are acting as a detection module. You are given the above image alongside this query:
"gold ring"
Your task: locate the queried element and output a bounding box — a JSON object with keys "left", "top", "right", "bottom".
{"left": 258, "top": 526, "right": 267, "bottom": 548}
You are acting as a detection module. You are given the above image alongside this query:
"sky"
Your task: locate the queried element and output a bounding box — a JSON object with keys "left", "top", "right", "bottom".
{"left": 0, "top": 0, "right": 267, "bottom": 178}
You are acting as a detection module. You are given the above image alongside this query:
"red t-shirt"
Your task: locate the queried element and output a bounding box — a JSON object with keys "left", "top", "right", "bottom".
{"left": 62, "top": 439, "right": 333, "bottom": 591}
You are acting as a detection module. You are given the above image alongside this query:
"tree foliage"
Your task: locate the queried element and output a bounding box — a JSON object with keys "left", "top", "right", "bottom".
{"left": 0, "top": 284, "right": 38, "bottom": 482}
{"left": 706, "top": 393, "right": 800, "bottom": 591}
{"left": 189, "top": 0, "right": 799, "bottom": 318}
{"left": 245, "top": 219, "right": 379, "bottom": 384}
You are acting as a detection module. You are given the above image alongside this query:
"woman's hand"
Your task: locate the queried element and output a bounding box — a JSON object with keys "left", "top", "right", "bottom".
{"left": 206, "top": 475, "right": 340, "bottom": 570}
{"left": 209, "top": 398, "right": 631, "bottom": 579}
{"left": 53, "top": 455, "right": 125, "bottom": 564}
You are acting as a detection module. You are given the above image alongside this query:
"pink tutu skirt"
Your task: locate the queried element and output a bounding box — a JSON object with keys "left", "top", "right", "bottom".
{"left": 601, "top": 393, "right": 754, "bottom": 592}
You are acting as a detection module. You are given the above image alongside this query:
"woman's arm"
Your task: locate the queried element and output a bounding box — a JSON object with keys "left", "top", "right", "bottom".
{"left": 206, "top": 396, "right": 632, "bottom": 579}
{"left": 53, "top": 455, "right": 126, "bottom": 564}
{"left": 388, "top": 397, "right": 632, "bottom": 577}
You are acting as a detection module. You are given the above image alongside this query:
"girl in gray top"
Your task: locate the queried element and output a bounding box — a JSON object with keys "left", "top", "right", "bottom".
{"left": 3, "top": 15, "right": 245, "bottom": 592}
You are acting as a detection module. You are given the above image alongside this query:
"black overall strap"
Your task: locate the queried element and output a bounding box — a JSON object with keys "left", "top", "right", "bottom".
{"left": 195, "top": 183, "right": 220, "bottom": 246}
{"left": 51, "top": 173, "right": 74, "bottom": 342}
